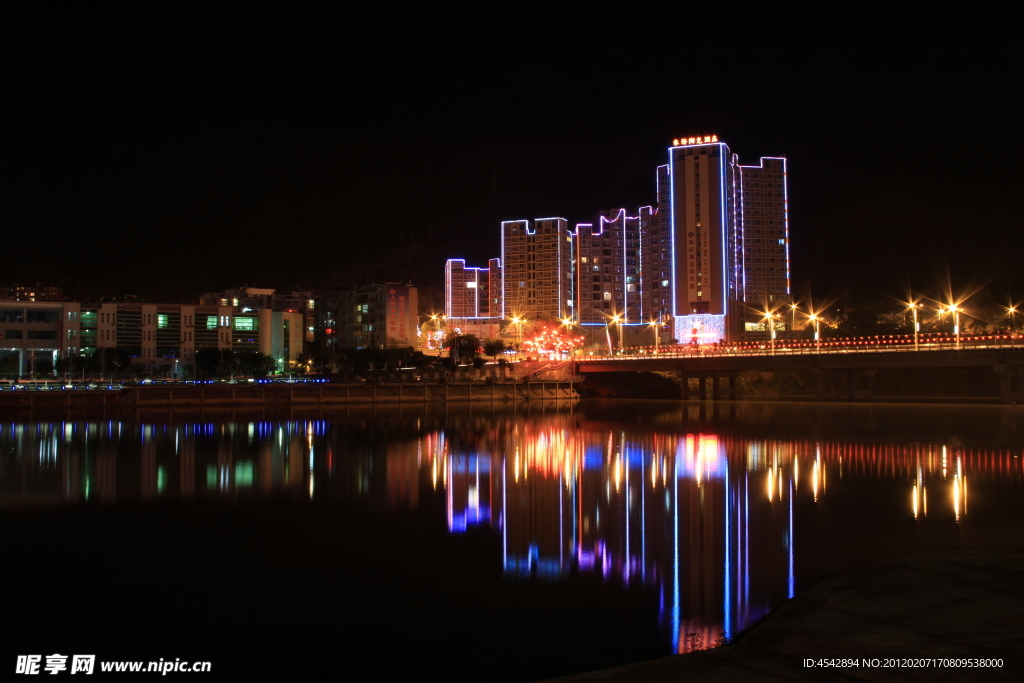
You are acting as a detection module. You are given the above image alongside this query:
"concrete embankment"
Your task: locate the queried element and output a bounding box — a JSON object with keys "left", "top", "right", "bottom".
{"left": 0, "top": 380, "right": 578, "bottom": 409}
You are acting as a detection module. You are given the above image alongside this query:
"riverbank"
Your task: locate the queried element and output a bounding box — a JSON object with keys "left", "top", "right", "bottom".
{"left": 0, "top": 379, "right": 579, "bottom": 409}
{"left": 547, "top": 548, "right": 1024, "bottom": 681}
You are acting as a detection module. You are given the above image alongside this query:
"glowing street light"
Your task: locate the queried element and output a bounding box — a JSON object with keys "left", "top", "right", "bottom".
{"left": 1008, "top": 305, "right": 1018, "bottom": 332}
{"left": 509, "top": 316, "right": 525, "bottom": 352}
{"left": 789, "top": 302, "right": 799, "bottom": 332}
{"left": 762, "top": 310, "right": 778, "bottom": 356}
{"left": 559, "top": 317, "right": 578, "bottom": 358}
{"left": 648, "top": 319, "right": 662, "bottom": 355}
{"left": 907, "top": 301, "right": 921, "bottom": 351}
{"left": 609, "top": 314, "right": 624, "bottom": 355}
{"left": 948, "top": 303, "right": 962, "bottom": 350}
{"left": 807, "top": 312, "right": 821, "bottom": 353}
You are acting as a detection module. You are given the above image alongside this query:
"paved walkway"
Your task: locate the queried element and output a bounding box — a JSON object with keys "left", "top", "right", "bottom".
{"left": 545, "top": 549, "right": 1024, "bottom": 681}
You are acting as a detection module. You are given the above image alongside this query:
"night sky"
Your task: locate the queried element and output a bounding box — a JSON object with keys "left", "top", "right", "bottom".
{"left": 3, "top": 7, "right": 1021, "bottom": 310}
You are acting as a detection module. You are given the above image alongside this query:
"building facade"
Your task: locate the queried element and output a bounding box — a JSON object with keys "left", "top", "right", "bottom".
{"left": 500, "top": 218, "right": 574, "bottom": 323}
{"left": 664, "top": 137, "right": 790, "bottom": 342}
{"left": 0, "top": 300, "right": 303, "bottom": 376}
{"left": 200, "top": 287, "right": 316, "bottom": 344}
{"left": 316, "top": 283, "right": 419, "bottom": 352}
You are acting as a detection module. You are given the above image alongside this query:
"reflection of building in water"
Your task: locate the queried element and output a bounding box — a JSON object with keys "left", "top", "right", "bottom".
{"left": 421, "top": 423, "right": 800, "bottom": 652}
{"left": 420, "top": 425, "right": 1007, "bottom": 653}
{"left": 386, "top": 440, "right": 421, "bottom": 511}
{"left": 1, "top": 414, "right": 1014, "bottom": 655}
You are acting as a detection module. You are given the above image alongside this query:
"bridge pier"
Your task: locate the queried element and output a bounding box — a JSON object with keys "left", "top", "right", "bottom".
{"left": 995, "top": 364, "right": 1024, "bottom": 404}
{"left": 815, "top": 368, "right": 876, "bottom": 401}
{"left": 679, "top": 372, "right": 738, "bottom": 401}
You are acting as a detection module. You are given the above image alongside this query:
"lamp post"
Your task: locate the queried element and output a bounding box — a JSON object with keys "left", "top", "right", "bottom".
{"left": 1008, "top": 306, "right": 1017, "bottom": 333}
{"left": 949, "top": 304, "right": 961, "bottom": 350}
{"left": 790, "top": 303, "right": 798, "bottom": 333}
{"left": 610, "top": 314, "right": 623, "bottom": 355}
{"left": 763, "top": 311, "right": 777, "bottom": 356}
{"left": 648, "top": 320, "right": 661, "bottom": 355}
{"left": 560, "top": 318, "right": 576, "bottom": 359}
{"left": 509, "top": 316, "right": 524, "bottom": 359}
{"left": 908, "top": 302, "right": 920, "bottom": 351}
{"left": 808, "top": 313, "right": 821, "bottom": 354}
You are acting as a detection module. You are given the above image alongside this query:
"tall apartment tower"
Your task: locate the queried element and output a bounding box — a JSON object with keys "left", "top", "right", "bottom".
{"left": 661, "top": 136, "right": 790, "bottom": 342}
{"left": 736, "top": 157, "right": 790, "bottom": 314}
{"left": 445, "top": 258, "right": 502, "bottom": 320}
{"left": 573, "top": 209, "right": 646, "bottom": 326}
{"left": 501, "top": 218, "right": 573, "bottom": 322}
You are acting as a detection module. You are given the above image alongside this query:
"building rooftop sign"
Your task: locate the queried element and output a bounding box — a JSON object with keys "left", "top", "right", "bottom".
{"left": 672, "top": 135, "right": 718, "bottom": 146}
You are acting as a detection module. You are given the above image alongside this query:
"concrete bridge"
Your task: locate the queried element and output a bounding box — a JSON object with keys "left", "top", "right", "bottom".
{"left": 574, "top": 341, "right": 1024, "bottom": 403}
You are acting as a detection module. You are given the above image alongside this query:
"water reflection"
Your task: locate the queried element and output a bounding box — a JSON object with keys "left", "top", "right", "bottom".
{"left": 2, "top": 403, "right": 1023, "bottom": 656}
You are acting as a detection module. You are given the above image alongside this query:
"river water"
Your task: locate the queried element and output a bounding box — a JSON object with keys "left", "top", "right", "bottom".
{"left": 3, "top": 400, "right": 1024, "bottom": 680}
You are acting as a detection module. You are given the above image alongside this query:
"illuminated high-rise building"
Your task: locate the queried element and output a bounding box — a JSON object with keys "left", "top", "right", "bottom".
{"left": 445, "top": 258, "right": 502, "bottom": 320}
{"left": 500, "top": 218, "right": 573, "bottom": 322}
{"left": 574, "top": 208, "right": 648, "bottom": 326}
{"left": 442, "top": 137, "right": 790, "bottom": 345}
{"left": 662, "top": 136, "right": 790, "bottom": 342}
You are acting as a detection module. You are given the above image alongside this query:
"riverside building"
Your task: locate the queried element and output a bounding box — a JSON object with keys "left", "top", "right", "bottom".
{"left": 442, "top": 136, "right": 791, "bottom": 346}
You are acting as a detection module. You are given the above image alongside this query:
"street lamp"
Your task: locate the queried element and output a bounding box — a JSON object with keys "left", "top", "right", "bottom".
{"left": 648, "top": 319, "right": 662, "bottom": 355}
{"left": 560, "top": 317, "right": 577, "bottom": 358}
{"left": 808, "top": 313, "right": 821, "bottom": 354}
{"left": 948, "top": 303, "right": 961, "bottom": 350}
{"left": 907, "top": 302, "right": 920, "bottom": 351}
{"left": 790, "top": 303, "right": 798, "bottom": 333}
{"left": 1008, "top": 306, "right": 1017, "bottom": 333}
{"left": 762, "top": 310, "right": 778, "bottom": 356}
{"left": 610, "top": 314, "right": 623, "bottom": 355}
{"left": 509, "top": 316, "right": 524, "bottom": 357}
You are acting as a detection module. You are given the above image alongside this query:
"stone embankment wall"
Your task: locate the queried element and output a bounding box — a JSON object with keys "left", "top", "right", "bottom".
{"left": 0, "top": 380, "right": 578, "bottom": 409}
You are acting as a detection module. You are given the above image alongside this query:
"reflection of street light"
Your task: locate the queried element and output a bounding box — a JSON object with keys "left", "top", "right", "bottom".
{"left": 808, "top": 313, "right": 821, "bottom": 353}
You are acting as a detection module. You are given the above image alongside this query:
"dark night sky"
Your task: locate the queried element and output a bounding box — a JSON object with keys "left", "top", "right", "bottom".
{"left": 2, "top": 7, "right": 1021, "bottom": 308}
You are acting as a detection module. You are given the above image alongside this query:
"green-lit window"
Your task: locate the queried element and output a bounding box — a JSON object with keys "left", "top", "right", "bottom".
{"left": 157, "top": 314, "right": 169, "bottom": 329}
{"left": 206, "top": 316, "right": 218, "bottom": 330}
{"left": 233, "top": 317, "right": 257, "bottom": 331}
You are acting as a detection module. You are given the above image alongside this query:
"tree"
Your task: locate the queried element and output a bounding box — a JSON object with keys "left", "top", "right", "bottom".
{"left": 98, "top": 347, "right": 133, "bottom": 378}
{"left": 0, "top": 352, "right": 20, "bottom": 376}
{"left": 522, "top": 322, "right": 584, "bottom": 359}
{"left": 238, "top": 351, "right": 276, "bottom": 378}
{"left": 442, "top": 333, "right": 481, "bottom": 365}
{"left": 194, "top": 348, "right": 223, "bottom": 378}
{"left": 483, "top": 339, "right": 507, "bottom": 360}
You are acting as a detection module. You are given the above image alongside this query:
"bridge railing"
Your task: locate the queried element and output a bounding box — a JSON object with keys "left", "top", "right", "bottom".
{"left": 579, "top": 333, "right": 1024, "bottom": 360}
